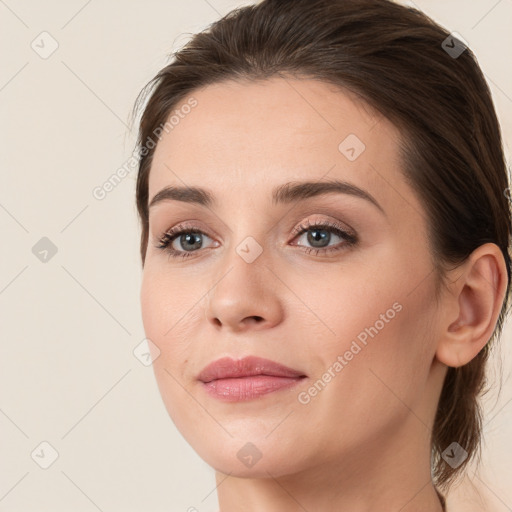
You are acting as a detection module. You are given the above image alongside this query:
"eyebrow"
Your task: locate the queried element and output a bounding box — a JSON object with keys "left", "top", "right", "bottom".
{"left": 148, "top": 179, "right": 385, "bottom": 215}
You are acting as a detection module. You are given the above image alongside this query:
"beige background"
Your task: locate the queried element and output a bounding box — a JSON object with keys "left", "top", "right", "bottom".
{"left": 0, "top": 1, "right": 511, "bottom": 510}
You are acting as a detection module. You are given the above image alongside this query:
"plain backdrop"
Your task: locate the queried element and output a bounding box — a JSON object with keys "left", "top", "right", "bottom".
{"left": 1, "top": 1, "right": 511, "bottom": 511}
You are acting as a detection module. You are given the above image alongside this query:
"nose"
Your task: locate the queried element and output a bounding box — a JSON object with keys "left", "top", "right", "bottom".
{"left": 204, "top": 251, "right": 284, "bottom": 333}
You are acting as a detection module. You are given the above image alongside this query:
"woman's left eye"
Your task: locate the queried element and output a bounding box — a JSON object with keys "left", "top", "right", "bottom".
{"left": 290, "top": 220, "right": 358, "bottom": 256}
{"left": 155, "top": 220, "right": 357, "bottom": 260}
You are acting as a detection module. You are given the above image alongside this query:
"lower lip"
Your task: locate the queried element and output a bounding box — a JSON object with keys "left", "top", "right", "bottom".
{"left": 201, "top": 375, "right": 306, "bottom": 402}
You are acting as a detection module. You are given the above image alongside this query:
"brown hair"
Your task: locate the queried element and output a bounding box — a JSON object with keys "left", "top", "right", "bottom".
{"left": 131, "top": 0, "right": 512, "bottom": 493}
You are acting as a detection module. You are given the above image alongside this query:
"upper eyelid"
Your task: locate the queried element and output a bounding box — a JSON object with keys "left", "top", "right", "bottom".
{"left": 158, "top": 218, "right": 354, "bottom": 245}
{"left": 160, "top": 217, "right": 347, "bottom": 233}
{"left": 149, "top": 196, "right": 372, "bottom": 233}
{"left": 291, "top": 217, "right": 354, "bottom": 235}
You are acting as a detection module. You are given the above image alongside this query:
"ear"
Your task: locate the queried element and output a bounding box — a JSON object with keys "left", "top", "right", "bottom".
{"left": 435, "top": 243, "right": 508, "bottom": 368}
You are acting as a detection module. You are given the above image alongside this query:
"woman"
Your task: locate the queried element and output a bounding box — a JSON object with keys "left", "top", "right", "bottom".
{"left": 131, "top": 0, "right": 511, "bottom": 510}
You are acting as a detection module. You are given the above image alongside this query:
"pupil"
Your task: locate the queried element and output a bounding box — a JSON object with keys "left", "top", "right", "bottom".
{"left": 308, "top": 229, "right": 330, "bottom": 247}
{"left": 181, "top": 233, "right": 202, "bottom": 250}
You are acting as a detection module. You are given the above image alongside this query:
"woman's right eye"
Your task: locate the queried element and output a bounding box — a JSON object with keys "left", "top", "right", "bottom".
{"left": 156, "top": 226, "right": 215, "bottom": 259}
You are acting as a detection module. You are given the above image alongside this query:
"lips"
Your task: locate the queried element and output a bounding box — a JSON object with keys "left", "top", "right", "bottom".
{"left": 197, "top": 355, "right": 306, "bottom": 383}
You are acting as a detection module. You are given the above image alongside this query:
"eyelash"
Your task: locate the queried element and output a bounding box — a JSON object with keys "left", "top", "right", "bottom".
{"left": 155, "top": 219, "right": 358, "bottom": 260}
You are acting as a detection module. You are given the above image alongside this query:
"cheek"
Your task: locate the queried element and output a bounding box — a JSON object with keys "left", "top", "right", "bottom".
{"left": 140, "top": 268, "right": 206, "bottom": 433}
{"left": 298, "top": 286, "right": 437, "bottom": 456}
{"left": 291, "top": 262, "right": 401, "bottom": 354}
{"left": 341, "top": 274, "right": 437, "bottom": 404}
{"left": 140, "top": 267, "right": 204, "bottom": 374}
{"left": 302, "top": 254, "right": 437, "bottom": 402}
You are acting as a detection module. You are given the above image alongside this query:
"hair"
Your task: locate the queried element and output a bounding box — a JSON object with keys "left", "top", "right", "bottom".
{"left": 131, "top": 0, "right": 512, "bottom": 496}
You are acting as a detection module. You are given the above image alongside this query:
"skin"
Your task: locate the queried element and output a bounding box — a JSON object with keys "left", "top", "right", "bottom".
{"left": 140, "top": 77, "right": 508, "bottom": 512}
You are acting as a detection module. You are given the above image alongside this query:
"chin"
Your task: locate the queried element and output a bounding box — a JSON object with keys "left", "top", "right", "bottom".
{"left": 194, "top": 439, "right": 307, "bottom": 479}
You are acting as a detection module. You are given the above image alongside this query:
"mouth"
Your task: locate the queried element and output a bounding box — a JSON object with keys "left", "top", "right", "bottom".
{"left": 197, "top": 355, "right": 308, "bottom": 402}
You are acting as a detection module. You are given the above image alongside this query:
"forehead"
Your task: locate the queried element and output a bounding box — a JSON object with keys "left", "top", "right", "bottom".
{"left": 147, "top": 76, "right": 418, "bottom": 217}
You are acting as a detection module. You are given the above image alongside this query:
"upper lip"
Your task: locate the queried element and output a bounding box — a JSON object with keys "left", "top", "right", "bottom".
{"left": 197, "top": 356, "right": 307, "bottom": 383}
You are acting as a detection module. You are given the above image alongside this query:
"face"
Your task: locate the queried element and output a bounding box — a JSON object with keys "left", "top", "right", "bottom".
{"left": 140, "top": 77, "right": 445, "bottom": 479}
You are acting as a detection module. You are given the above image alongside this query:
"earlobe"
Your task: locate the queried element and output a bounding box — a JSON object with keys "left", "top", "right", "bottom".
{"left": 435, "top": 243, "right": 508, "bottom": 368}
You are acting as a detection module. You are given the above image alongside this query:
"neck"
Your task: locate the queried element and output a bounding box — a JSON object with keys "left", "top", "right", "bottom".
{"left": 216, "top": 469, "right": 444, "bottom": 512}
{"left": 216, "top": 415, "right": 445, "bottom": 512}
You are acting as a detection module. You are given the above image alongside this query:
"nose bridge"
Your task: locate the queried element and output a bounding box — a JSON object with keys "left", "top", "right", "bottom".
{"left": 204, "top": 225, "right": 283, "bottom": 331}
{"left": 220, "top": 202, "right": 271, "bottom": 276}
